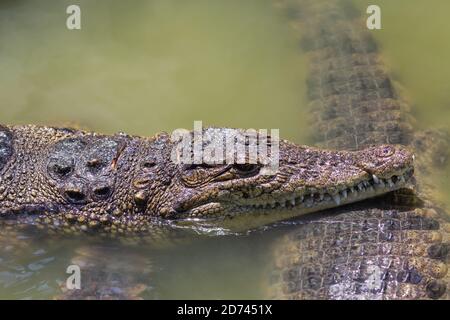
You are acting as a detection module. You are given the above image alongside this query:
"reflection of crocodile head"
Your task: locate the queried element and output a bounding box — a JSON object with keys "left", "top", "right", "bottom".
{"left": 0, "top": 125, "right": 413, "bottom": 233}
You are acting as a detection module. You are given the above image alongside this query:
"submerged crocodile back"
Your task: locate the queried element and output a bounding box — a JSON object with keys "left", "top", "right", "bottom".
{"left": 267, "top": 0, "right": 450, "bottom": 299}
{"left": 267, "top": 195, "right": 449, "bottom": 300}
{"left": 291, "top": 0, "right": 414, "bottom": 150}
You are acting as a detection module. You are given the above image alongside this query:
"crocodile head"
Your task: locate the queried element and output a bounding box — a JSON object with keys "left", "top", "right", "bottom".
{"left": 150, "top": 131, "right": 414, "bottom": 228}
{"left": 0, "top": 125, "right": 414, "bottom": 234}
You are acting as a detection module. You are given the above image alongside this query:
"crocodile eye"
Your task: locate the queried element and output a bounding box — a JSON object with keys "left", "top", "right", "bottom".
{"left": 233, "top": 164, "right": 260, "bottom": 175}
{"left": 141, "top": 161, "right": 156, "bottom": 169}
{"left": 376, "top": 146, "right": 395, "bottom": 158}
{"left": 185, "top": 163, "right": 214, "bottom": 170}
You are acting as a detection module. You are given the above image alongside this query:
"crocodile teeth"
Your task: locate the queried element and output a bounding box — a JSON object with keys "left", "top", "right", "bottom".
{"left": 289, "top": 170, "right": 415, "bottom": 209}
{"left": 332, "top": 194, "right": 341, "bottom": 205}
{"left": 387, "top": 178, "right": 394, "bottom": 188}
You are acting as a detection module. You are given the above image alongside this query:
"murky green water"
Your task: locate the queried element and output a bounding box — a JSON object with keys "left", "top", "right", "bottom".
{"left": 0, "top": 0, "right": 449, "bottom": 299}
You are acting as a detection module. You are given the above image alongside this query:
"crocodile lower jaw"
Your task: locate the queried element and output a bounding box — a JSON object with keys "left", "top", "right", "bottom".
{"left": 244, "top": 168, "right": 414, "bottom": 213}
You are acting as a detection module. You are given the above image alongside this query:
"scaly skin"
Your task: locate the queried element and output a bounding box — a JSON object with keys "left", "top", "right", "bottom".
{"left": 267, "top": 0, "right": 450, "bottom": 299}
{"left": 0, "top": 124, "right": 413, "bottom": 236}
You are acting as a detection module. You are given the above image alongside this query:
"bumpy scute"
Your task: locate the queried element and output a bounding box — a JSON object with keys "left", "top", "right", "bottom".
{"left": 46, "top": 136, "right": 124, "bottom": 204}
{"left": 267, "top": 207, "right": 448, "bottom": 300}
{"left": 269, "top": 0, "right": 450, "bottom": 300}
{"left": 0, "top": 124, "right": 413, "bottom": 235}
{"left": 0, "top": 125, "right": 13, "bottom": 172}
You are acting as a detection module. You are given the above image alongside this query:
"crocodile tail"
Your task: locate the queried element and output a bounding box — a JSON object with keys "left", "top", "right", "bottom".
{"left": 277, "top": 0, "right": 414, "bottom": 150}
{"left": 265, "top": 0, "right": 450, "bottom": 300}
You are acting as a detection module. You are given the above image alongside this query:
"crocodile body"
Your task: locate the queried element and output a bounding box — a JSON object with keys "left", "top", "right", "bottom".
{"left": 267, "top": 0, "right": 450, "bottom": 299}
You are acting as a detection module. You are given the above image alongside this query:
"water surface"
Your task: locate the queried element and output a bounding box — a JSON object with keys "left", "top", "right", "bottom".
{"left": 0, "top": 0, "right": 449, "bottom": 299}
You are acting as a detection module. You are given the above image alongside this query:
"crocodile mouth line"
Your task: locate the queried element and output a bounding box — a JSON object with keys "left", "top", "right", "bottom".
{"left": 180, "top": 167, "right": 414, "bottom": 218}
{"left": 243, "top": 168, "right": 414, "bottom": 212}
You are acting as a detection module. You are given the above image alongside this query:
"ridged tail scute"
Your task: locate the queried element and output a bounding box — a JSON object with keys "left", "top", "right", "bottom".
{"left": 280, "top": 0, "right": 414, "bottom": 150}
{"left": 267, "top": 206, "right": 449, "bottom": 300}
{"left": 267, "top": 0, "right": 449, "bottom": 300}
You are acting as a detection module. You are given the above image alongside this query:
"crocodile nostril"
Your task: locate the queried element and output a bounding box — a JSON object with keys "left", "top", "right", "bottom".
{"left": 64, "top": 189, "right": 86, "bottom": 203}
{"left": 93, "top": 186, "right": 112, "bottom": 198}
